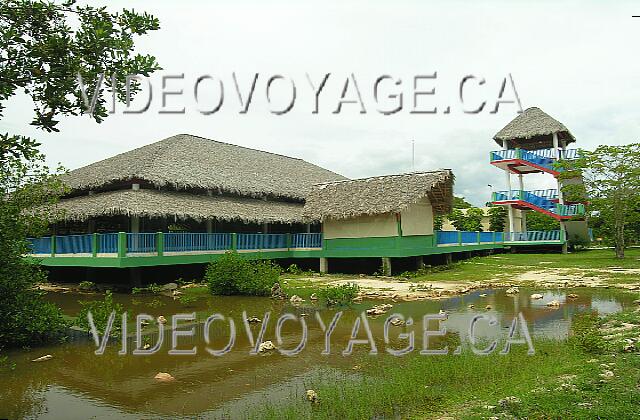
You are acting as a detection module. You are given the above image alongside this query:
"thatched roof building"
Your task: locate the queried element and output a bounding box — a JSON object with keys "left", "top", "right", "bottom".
{"left": 303, "top": 170, "right": 454, "bottom": 221}
{"left": 62, "top": 134, "right": 346, "bottom": 200}
{"left": 53, "top": 134, "right": 346, "bottom": 226}
{"left": 493, "top": 107, "right": 576, "bottom": 149}
{"left": 49, "top": 189, "right": 304, "bottom": 224}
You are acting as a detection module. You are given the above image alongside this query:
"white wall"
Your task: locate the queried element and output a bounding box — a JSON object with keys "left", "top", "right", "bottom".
{"left": 400, "top": 198, "right": 434, "bottom": 236}
{"left": 323, "top": 212, "right": 398, "bottom": 239}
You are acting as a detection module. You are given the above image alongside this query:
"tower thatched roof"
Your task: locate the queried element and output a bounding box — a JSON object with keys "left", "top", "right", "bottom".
{"left": 493, "top": 107, "right": 576, "bottom": 149}
{"left": 303, "top": 170, "right": 454, "bottom": 221}
{"left": 45, "top": 189, "right": 305, "bottom": 224}
{"left": 61, "top": 134, "right": 346, "bottom": 200}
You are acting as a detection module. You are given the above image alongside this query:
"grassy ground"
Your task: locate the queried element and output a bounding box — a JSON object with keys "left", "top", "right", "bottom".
{"left": 246, "top": 305, "right": 640, "bottom": 419}
{"left": 404, "top": 248, "right": 640, "bottom": 285}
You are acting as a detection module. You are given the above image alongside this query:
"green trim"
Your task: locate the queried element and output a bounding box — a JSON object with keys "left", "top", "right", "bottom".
{"left": 156, "top": 232, "right": 164, "bottom": 256}
{"left": 117, "top": 232, "right": 127, "bottom": 258}
{"left": 50, "top": 235, "right": 56, "bottom": 257}
{"left": 92, "top": 233, "right": 98, "bottom": 257}
{"left": 457, "top": 231, "right": 462, "bottom": 245}
{"left": 396, "top": 214, "right": 403, "bottom": 237}
{"left": 286, "top": 233, "right": 292, "bottom": 249}
{"left": 231, "top": 233, "right": 237, "bottom": 251}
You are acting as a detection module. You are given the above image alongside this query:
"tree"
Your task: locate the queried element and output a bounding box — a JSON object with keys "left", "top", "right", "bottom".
{"left": 558, "top": 144, "right": 640, "bottom": 258}
{"left": 449, "top": 207, "right": 484, "bottom": 231}
{"left": 0, "top": 1, "right": 161, "bottom": 348}
{"left": 525, "top": 211, "right": 559, "bottom": 231}
{"left": 487, "top": 205, "right": 507, "bottom": 232}
{"left": 453, "top": 196, "right": 473, "bottom": 209}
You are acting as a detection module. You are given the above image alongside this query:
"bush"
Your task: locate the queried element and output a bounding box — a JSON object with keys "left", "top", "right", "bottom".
{"left": 317, "top": 283, "right": 360, "bottom": 306}
{"left": 75, "top": 291, "right": 125, "bottom": 336}
{"left": 205, "top": 251, "right": 280, "bottom": 296}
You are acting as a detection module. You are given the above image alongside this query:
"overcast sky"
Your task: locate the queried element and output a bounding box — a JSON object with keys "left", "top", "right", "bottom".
{"left": 2, "top": 0, "right": 639, "bottom": 206}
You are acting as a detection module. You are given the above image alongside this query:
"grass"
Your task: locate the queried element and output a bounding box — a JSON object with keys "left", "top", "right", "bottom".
{"left": 405, "top": 248, "right": 640, "bottom": 284}
{"left": 246, "top": 307, "right": 640, "bottom": 419}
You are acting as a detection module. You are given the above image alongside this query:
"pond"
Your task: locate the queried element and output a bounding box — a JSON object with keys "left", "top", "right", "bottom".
{"left": 0, "top": 287, "right": 636, "bottom": 419}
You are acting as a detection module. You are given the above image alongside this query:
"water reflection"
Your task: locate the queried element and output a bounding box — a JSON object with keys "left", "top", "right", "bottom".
{"left": 0, "top": 288, "right": 635, "bottom": 418}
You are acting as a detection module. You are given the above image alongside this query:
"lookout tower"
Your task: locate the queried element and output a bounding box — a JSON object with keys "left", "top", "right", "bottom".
{"left": 489, "top": 107, "right": 588, "bottom": 250}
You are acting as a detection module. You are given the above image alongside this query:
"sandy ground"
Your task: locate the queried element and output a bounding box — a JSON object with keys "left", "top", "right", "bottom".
{"left": 288, "top": 266, "right": 640, "bottom": 301}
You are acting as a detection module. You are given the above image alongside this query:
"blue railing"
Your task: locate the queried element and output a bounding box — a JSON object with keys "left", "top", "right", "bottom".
{"left": 29, "top": 237, "right": 51, "bottom": 254}
{"left": 490, "top": 148, "right": 579, "bottom": 172}
{"left": 127, "top": 233, "right": 156, "bottom": 253}
{"left": 505, "top": 230, "right": 561, "bottom": 242}
{"left": 165, "top": 233, "right": 231, "bottom": 252}
{"left": 292, "top": 233, "right": 322, "bottom": 248}
{"left": 479, "top": 231, "right": 494, "bottom": 243}
{"left": 99, "top": 233, "right": 119, "bottom": 253}
{"left": 492, "top": 190, "right": 585, "bottom": 217}
{"left": 237, "top": 233, "right": 287, "bottom": 250}
{"left": 436, "top": 231, "right": 459, "bottom": 245}
{"left": 56, "top": 234, "right": 92, "bottom": 254}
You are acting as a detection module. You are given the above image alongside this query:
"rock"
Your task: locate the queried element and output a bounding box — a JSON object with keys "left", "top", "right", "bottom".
{"left": 32, "top": 354, "right": 53, "bottom": 362}
{"left": 300, "top": 313, "right": 308, "bottom": 317}
{"left": 157, "top": 315, "right": 167, "bottom": 324}
{"left": 366, "top": 304, "right": 393, "bottom": 316}
{"left": 546, "top": 300, "right": 561, "bottom": 308}
{"left": 271, "top": 282, "right": 287, "bottom": 299}
{"left": 143, "top": 343, "right": 151, "bottom": 350}
{"left": 498, "top": 396, "right": 521, "bottom": 408}
{"left": 258, "top": 341, "right": 276, "bottom": 353}
{"left": 154, "top": 372, "right": 175, "bottom": 382}
{"left": 506, "top": 287, "right": 519, "bottom": 294}
{"left": 309, "top": 293, "right": 318, "bottom": 301}
{"left": 290, "top": 295, "right": 304, "bottom": 304}
{"left": 479, "top": 293, "right": 488, "bottom": 297}
{"left": 633, "top": 299, "right": 640, "bottom": 305}
{"left": 160, "top": 282, "right": 178, "bottom": 291}
{"left": 600, "top": 370, "right": 615, "bottom": 379}
{"left": 567, "top": 293, "right": 579, "bottom": 299}
{"left": 468, "top": 304, "right": 475, "bottom": 309}
{"left": 485, "top": 305, "right": 492, "bottom": 310}
{"left": 390, "top": 318, "right": 405, "bottom": 326}
{"left": 306, "top": 389, "right": 319, "bottom": 403}
{"left": 247, "top": 316, "right": 261, "bottom": 323}
{"left": 531, "top": 293, "right": 544, "bottom": 300}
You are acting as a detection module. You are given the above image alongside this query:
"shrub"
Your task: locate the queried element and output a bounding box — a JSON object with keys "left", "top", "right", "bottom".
{"left": 78, "top": 280, "right": 96, "bottom": 291}
{"left": 205, "top": 251, "right": 280, "bottom": 296}
{"left": 75, "top": 291, "right": 124, "bottom": 336}
{"left": 317, "top": 283, "right": 360, "bottom": 306}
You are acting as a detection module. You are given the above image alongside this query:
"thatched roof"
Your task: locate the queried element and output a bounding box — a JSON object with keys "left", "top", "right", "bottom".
{"left": 303, "top": 170, "right": 454, "bottom": 221}
{"left": 46, "top": 189, "right": 305, "bottom": 224}
{"left": 493, "top": 107, "right": 576, "bottom": 149}
{"left": 61, "top": 134, "right": 346, "bottom": 200}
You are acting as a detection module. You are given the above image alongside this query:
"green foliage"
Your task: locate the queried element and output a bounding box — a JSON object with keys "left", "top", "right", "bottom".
{"left": 487, "top": 205, "right": 507, "bottom": 232}
{"left": 433, "top": 214, "right": 444, "bottom": 231}
{"left": 178, "top": 294, "right": 196, "bottom": 306}
{"left": 0, "top": 0, "right": 161, "bottom": 131}
{"left": 557, "top": 144, "right": 640, "bottom": 258}
{"left": 449, "top": 207, "right": 484, "bottom": 231}
{"left": 452, "top": 196, "right": 473, "bottom": 209}
{"left": 78, "top": 280, "right": 96, "bottom": 291}
{"left": 74, "top": 291, "right": 124, "bottom": 336}
{"left": 0, "top": 0, "right": 160, "bottom": 349}
{"left": 205, "top": 251, "right": 280, "bottom": 296}
{"left": 131, "top": 283, "right": 162, "bottom": 294}
{"left": 286, "top": 263, "right": 303, "bottom": 275}
{"left": 316, "top": 283, "right": 360, "bottom": 306}
{"left": 569, "top": 311, "right": 607, "bottom": 354}
{"left": 525, "top": 211, "right": 559, "bottom": 231}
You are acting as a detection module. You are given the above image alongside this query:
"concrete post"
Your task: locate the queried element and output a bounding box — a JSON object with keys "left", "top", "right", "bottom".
{"left": 319, "top": 257, "right": 328, "bottom": 274}
{"left": 381, "top": 257, "right": 392, "bottom": 276}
